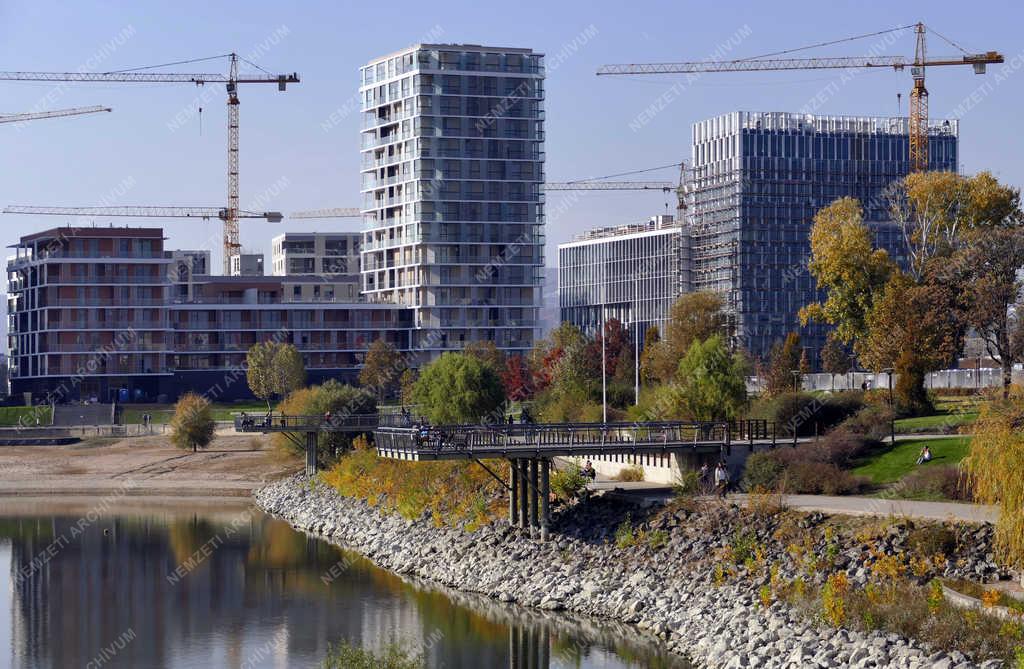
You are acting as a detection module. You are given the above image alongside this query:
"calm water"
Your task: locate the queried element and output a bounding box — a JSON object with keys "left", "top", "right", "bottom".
{"left": 0, "top": 501, "right": 687, "bottom": 669}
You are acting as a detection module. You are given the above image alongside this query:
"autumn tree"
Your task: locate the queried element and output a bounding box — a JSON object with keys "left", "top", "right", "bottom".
{"left": 958, "top": 227, "right": 1024, "bottom": 397}
{"left": 963, "top": 391, "right": 1024, "bottom": 568}
{"left": 799, "top": 197, "right": 895, "bottom": 348}
{"left": 501, "top": 354, "right": 534, "bottom": 402}
{"left": 820, "top": 336, "right": 851, "bottom": 392}
{"left": 887, "top": 171, "right": 1020, "bottom": 280}
{"left": 359, "top": 339, "right": 403, "bottom": 400}
{"left": 763, "top": 332, "right": 802, "bottom": 396}
{"left": 675, "top": 335, "right": 748, "bottom": 421}
{"left": 246, "top": 341, "right": 307, "bottom": 410}
{"left": 588, "top": 317, "right": 630, "bottom": 378}
{"left": 399, "top": 368, "right": 418, "bottom": 406}
{"left": 170, "top": 392, "right": 215, "bottom": 453}
{"left": 861, "top": 274, "right": 962, "bottom": 415}
{"left": 412, "top": 353, "right": 505, "bottom": 424}
{"left": 464, "top": 339, "right": 505, "bottom": 373}
{"left": 639, "top": 325, "right": 662, "bottom": 384}
{"left": 643, "top": 292, "right": 726, "bottom": 383}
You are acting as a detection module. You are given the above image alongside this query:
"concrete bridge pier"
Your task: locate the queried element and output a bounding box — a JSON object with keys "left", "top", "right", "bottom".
{"left": 540, "top": 459, "right": 550, "bottom": 541}
{"left": 508, "top": 458, "right": 519, "bottom": 526}
{"left": 529, "top": 458, "right": 539, "bottom": 535}
{"left": 518, "top": 459, "right": 529, "bottom": 530}
{"left": 305, "top": 431, "right": 318, "bottom": 477}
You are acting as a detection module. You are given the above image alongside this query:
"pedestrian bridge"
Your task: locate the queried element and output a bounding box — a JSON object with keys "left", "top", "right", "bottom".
{"left": 235, "top": 414, "right": 772, "bottom": 540}
{"left": 372, "top": 421, "right": 735, "bottom": 461}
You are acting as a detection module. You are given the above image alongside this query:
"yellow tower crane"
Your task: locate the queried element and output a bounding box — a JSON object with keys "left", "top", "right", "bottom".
{"left": 0, "top": 54, "right": 298, "bottom": 273}
{"left": 597, "top": 23, "right": 1003, "bottom": 171}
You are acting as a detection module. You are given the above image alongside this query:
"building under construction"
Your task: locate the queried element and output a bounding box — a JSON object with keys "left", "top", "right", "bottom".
{"left": 689, "top": 110, "right": 957, "bottom": 365}
{"left": 559, "top": 111, "right": 959, "bottom": 366}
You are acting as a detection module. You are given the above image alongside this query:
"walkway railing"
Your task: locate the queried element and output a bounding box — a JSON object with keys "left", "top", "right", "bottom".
{"left": 373, "top": 420, "right": 734, "bottom": 460}
{"left": 233, "top": 412, "right": 404, "bottom": 432}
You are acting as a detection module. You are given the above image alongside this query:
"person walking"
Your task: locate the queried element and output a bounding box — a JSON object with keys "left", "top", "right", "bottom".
{"left": 698, "top": 463, "right": 710, "bottom": 494}
{"left": 714, "top": 462, "right": 730, "bottom": 498}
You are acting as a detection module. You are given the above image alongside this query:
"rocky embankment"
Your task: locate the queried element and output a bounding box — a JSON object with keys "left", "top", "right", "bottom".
{"left": 255, "top": 476, "right": 1004, "bottom": 669}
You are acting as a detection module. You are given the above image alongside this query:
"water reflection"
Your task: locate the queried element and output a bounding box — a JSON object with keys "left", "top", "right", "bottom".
{"left": 0, "top": 504, "right": 688, "bottom": 668}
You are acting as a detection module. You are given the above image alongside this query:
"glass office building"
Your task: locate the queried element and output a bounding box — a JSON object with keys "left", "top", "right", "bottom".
{"left": 690, "top": 111, "right": 958, "bottom": 365}
{"left": 558, "top": 215, "right": 686, "bottom": 339}
{"left": 359, "top": 44, "right": 545, "bottom": 358}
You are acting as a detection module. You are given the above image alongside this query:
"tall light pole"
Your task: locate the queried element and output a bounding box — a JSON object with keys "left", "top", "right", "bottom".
{"left": 882, "top": 367, "right": 895, "bottom": 446}
{"left": 633, "top": 267, "right": 640, "bottom": 405}
{"left": 601, "top": 303, "right": 607, "bottom": 423}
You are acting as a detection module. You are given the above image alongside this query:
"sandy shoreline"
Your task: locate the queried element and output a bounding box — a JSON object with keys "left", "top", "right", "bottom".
{"left": 0, "top": 433, "right": 300, "bottom": 500}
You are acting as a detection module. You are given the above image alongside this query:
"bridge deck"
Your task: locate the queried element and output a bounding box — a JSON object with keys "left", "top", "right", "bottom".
{"left": 233, "top": 413, "right": 401, "bottom": 433}
{"left": 373, "top": 422, "right": 734, "bottom": 461}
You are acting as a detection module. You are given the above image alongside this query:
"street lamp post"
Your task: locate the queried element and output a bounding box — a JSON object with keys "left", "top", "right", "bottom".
{"left": 882, "top": 367, "right": 895, "bottom": 446}
{"left": 790, "top": 369, "right": 801, "bottom": 394}
{"left": 601, "top": 303, "right": 607, "bottom": 424}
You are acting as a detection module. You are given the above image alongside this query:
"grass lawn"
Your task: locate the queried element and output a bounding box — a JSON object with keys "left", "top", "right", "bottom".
{"left": 0, "top": 405, "right": 52, "bottom": 426}
{"left": 123, "top": 402, "right": 269, "bottom": 424}
{"left": 851, "top": 436, "right": 971, "bottom": 485}
{"left": 894, "top": 412, "right": 978, "bottom": 434}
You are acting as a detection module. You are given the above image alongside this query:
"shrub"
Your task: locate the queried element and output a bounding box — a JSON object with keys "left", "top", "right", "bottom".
{"left": 782, "top": 461, "right": 867, "bottom": 495}
{"left": 901, "top": 465, "right": 973, "bottom": 502}
{"left": 614, "top": 464, "right": 644, "bottom": 482}
{"left": 817, "top": 426, "right": 876, "bottom": 467}
{"left": 907, "top": 526, "right": 957, "bottom": 557}
{"left": 550, "top": 461, "right": 588, "bottom": 500}
{"left": 751, "top": 391, "right": 864, "bottom": 437}
{"left": 673, "top": 469, "right": 701, "bottom": 497}
{"left": 841, "top": 404, "right": 896, "bottom": 442}
{"left": 615, "top": 516, "right": 637, "bottom": 548}
{"left": 275, "top": 381, "right": 376, "bottom": 457}
{"left": 742, "top": 452, "right": 787, "bottom": 491}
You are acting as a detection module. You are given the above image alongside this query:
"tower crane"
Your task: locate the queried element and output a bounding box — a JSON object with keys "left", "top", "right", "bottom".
{"left": 0, "top": 106, "right": 111, "bottom": 124}
{"left": 3, "top": 205, "right": 282, "bottom": 222}
{"left": 597, "top": 23, "right": 1003, "bottom": 172}
{"left": 0, "top": 54, "right": 299, "bottom": 273}
{"left": 547, "top": 161, "right": 692, "bottom": 215}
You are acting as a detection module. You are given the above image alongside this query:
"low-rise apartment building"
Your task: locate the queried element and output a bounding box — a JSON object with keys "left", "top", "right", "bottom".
{"left": 7, "top": 226, "right": 411, "bottom": 403}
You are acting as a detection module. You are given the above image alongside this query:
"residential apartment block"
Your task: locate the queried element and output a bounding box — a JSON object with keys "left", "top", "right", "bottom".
{"left": 7, "top": 226, "right": 410, "bottom": 402}
{"left": 558, "top": 215, "right": 685, "bottom": 339}
{"left": 358, "top": 44, "right": 546, "bottom": 357}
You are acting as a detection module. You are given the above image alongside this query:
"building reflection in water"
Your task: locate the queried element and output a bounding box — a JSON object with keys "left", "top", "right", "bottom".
{"left": 1, "top": 509, "right": 686, "bottom": 668}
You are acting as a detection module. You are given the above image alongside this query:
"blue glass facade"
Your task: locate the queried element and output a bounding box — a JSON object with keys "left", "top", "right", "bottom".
{"left": 690, "top": 112, "right": 959, "bottom": 366}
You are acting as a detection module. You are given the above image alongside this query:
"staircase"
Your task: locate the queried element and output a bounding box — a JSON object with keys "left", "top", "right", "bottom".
{"left": 51, "top": 403, "right": 115, "bottom": 426}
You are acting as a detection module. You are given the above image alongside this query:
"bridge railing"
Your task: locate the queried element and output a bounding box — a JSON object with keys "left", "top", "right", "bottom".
{"left": 233, "top": 413, "right": 402, "bottom": 432}
{"left": 374, "top": 420, "right": 733, "bottom": 453}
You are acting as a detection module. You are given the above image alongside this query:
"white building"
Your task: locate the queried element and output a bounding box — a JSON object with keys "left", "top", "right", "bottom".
{"left": 358, "top": 44, "right": 546, "bottom": 357}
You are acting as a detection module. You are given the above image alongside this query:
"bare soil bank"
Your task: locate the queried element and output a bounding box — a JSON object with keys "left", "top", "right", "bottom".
{"left": 0, "top": 434, "right": 300, "bottom": 497}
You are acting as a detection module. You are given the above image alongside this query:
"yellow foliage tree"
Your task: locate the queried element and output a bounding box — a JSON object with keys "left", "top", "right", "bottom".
{"left": 799, "top": 197, "right": 895, "bottom": 348}
{"left": 963, "top": 389, "right": 1024, "bottom": 569}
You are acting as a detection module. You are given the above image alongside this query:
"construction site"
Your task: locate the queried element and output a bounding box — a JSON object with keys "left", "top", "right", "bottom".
{"left": 2, "top": 22, "right": 1010, "bottom": 401}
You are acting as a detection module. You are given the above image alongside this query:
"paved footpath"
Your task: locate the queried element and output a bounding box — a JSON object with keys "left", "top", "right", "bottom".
{"left": 591, "top": 480, "right": 999, "bottom": 524}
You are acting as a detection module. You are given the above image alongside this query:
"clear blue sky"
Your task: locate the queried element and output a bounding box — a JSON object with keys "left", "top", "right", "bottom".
{"left": 1, "top": 0, "right": 1022, "bottom": 271}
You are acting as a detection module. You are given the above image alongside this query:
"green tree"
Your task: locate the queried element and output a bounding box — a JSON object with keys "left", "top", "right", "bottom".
{"left": 412, "top": 353, "right": 505, "bottom": 424}
{"left": 675, "top": 336, "right": 748, "bottom": 421}
{"left": 170, "top": 392, "right": 215, "bottom": 453}
{"left": 820, "top": 335, "right": 851, "bottom": 392}
{"left": 764, "top": 332, "right": 802, "bottom": 396}
{"left": 275, "top": 380, "right": 376, "bottom": 456}
{"left": 246, "top": 341, "right": 306, "bottom": 409}
{"left": 359, "top": 339, "right": 403, "bottom": 400}
{"left": 799, "top": 197, "right": 895, "bottom": 347}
